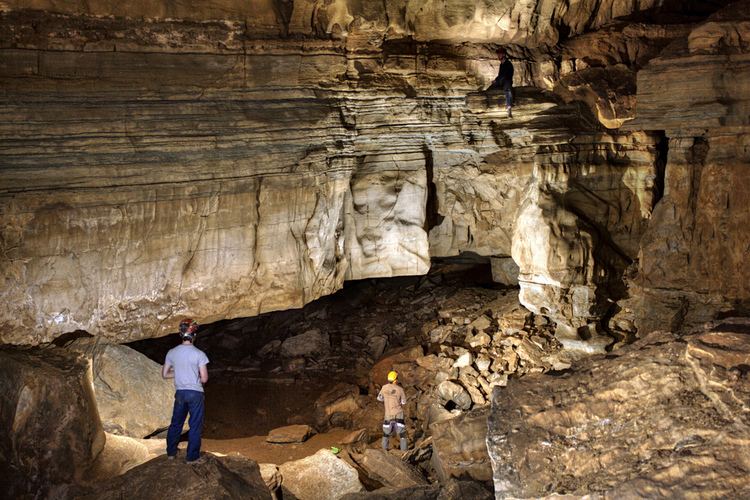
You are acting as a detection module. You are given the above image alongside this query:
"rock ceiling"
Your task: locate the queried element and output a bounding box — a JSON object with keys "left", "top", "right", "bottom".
{"left": 0, "top": 0, "right": 748, "bottom": 344}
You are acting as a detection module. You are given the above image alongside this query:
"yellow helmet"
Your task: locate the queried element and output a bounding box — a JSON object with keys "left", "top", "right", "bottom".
{"left": 387, "top": 370, "right": 398, "bottom": 382}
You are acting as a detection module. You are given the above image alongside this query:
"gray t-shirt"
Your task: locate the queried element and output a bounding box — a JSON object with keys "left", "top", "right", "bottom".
{"left": 164, "top": 344, "right": 209, "bottom": 392}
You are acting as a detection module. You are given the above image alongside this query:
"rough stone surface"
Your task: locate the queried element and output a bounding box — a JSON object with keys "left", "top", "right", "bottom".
{"left": 313, "top": 383, "right": 362, "bottom": 430}
{"left": 348, "top": 448, "right": 428, "bottom": 489}
{"left": 0, "top": 347, "right": 105, "bottom": 498}
{"left": 87, "top": 433, "right": 164, "bottom": 482}
{"left": 430, "top": 408, "right": 492, "bottom": 483}
{"left": 259, "top": 463, "right": 282, "bottom": 493}
{"left": 487, "top": 320, "right": 750, "bottom": 498}
{"left": 369, "top": 346, "right": 424, "bottom": 392}
{"left": 280, "top": 329, "right": 330, "bottom": 358}
{"left": 77, "top": 454, "right": 271, "bottom": 499}
{"left": 266, "top": 424, "right": 316, "bottom": 444}
{"left": 279, "top": 448, "right": 364, "bottom": 500}
{"left": 340, "top": 485, "right": 440, "bottom": 500}
{"left": 436, "top": 380, "right": 472, "bottom": 411}
{"left": 68, "top": 338, "right": 174, "bottom": 438}
{"left": 489, "top": 257, "right": 519, "bottom": 286}
{"left": 0, "top": 1, "right": 680, "bottom": 346}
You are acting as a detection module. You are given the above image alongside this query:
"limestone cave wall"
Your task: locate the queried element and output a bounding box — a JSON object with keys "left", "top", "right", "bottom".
{"left": 1, "top": 0, "right": 747, "bottom": 345}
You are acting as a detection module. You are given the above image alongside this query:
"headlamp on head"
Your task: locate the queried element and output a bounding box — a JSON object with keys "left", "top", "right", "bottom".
{"left": 179, "top": 319, "right": 199, "bottom": 340}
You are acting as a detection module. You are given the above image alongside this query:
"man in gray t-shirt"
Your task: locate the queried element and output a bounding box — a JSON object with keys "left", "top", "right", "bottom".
{"left": 162, "top": 319, "right": 209, "bottom": 462}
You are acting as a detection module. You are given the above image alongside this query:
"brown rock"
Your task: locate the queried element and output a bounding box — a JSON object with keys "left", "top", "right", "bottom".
{"left": 280, "top": 329, "right": 330, "bottom": 358}
{"left": 341, "top": 428, "right": 369, "bottom": 445}
{"left": 259, "top": 463, "right": 281, "bottom": 493}
{"left": 68, "top": 338, "right": 174, "bottom": 438}
{"left": 436, "top": 380, "right": 472, "bottom": 411}
{"left": 314, "top": 384, "right": 361, "bottom": 430}
{"left": 467, "top": 332, "right": 491, "bottom": 348}
{"left": 340, "top": 485, "right": 439, "bottom": 500}
{"left": 266, "top": 424, "right": 316, "bottom": 444}
{"left": 514, "top": 338, "right": 547, "bottom": 367}
{"left": 348, "top": 448, "right": 429, "bottom": 489}
{"left": 431, "top": 408, "right": 492, "bottom": 483}
{"left": 428, "top": 326, "right": 453, "bottom": 344}
{"left": 369, "top": 345, "right": 424, "bottom": 391}
{"left": 487, "top": 325, "right": 750, "bottom": 497}
{"left": 86, "top": 433, "right": 164, "bottom": 482}
{"left": 279, "top": 449, "right": 364, "bottom": 500}
{"left": 467, "top": 315, "right": 492, "bottom": 333}
{"left": 415, "top": 354, "right": 452, "bottom": 372}
{"left": 78, "top": 454, "right": 271, "bottom": 499}
{"left": 0, "top": 347, "right": 104, "bottom": 498}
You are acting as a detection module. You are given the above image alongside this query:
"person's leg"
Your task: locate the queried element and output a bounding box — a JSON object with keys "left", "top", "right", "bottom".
{"left": 505, "top": 88, "right": 513, "bottom": 117}
{"left": 381, "top": 420, "right": 392, "bottom": 450}
{"left": 166, "top": 391, "right": 188, "bottom": 457}
{"left": 396, "top": 419, "right": 408, "bottom": 451}
{"left": 185, "top": 390, "right": 205, "bottom": 462}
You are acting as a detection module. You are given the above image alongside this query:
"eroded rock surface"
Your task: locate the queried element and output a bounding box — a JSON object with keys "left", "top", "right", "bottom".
{"left": 624, "top": 2, "right": 750, "bottom": 334}
{"left": 487, "top": 319, "right": 750, "bottom": 498}
{"left": 430, "top": 408, "right": 492, "bottom": 484}
{"left": 68, "top": 338, "right": 174, "bottom": 438}
{"left": 279, "top": 448, "right": 364, "bottom": 500}
{"left": 76, "top": 454, "right": 271, "bottom": 500}
{"left": 0, "top": 348, "right": 104, "bottom": 498}
{"left": 0, "top": 1, "right": 683, "bottom": 347}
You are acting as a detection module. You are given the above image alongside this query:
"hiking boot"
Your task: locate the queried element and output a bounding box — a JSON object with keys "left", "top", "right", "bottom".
{"left": 506, "top": 106, "right": 513, "bottom": 118}
{"left": 186, "top": 454, "right": 207, "bottom": 465}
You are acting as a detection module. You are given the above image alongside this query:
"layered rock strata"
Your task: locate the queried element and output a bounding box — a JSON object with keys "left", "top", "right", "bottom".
{"left": 1, "top": 0, "right": 745, "bottom": 345}
{"left": 623, "top": 1, "right": 750, "bottom": 333}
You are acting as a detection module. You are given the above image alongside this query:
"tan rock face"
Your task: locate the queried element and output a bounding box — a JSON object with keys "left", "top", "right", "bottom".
{"left": 67, "top": 338, "right": 175, "bottom": 438}
{"left": 0, "top": 348, "right": 105, "bottom": 498}
{"left": 0, "top": 1, "right": 745, "bottom": 346}
{"left": 77, "top": 454, "right": 272, "bottom": 499}
{"left": 487, "top": 320, "right": 750, "bottom": 498}
{"left": 624, "top": 2, "right": 750, "bottom": 333}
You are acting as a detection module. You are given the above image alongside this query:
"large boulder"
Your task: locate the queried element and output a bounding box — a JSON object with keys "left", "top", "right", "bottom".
{"left": 0, "top": 347, "right": 104, "bottom": 498}
{"left": 267, "top": 424, "right": 316, "bottom": 444}
{"left": 430, "top": 408, "right": 492, "bottom": 483}
{"left": 487, "top": 321, "right": 750, "bottom": 498}
{"left": 340, "top": 485, "right": 439, "bottom": 500}
{"left": 68, "top": 338, "right": 174, "bottom": 438}
{"left": 87, "top": 433, "right": 164, "bottom": 481}
{"left": 369, "top": 345, "right": 424, "bottom": 392}
{"left": 280, "top": 329, "right": 330, "bottom": 358}
{"left": 77, "top": 454, "right": 271, "bottom": 499}
{"left": 279, "top": 448, "right": 364, "bottom": 500}
{"left": 435, "top": 380, "right": 472, "bottom": 411}
{"left": 340, "top": 480, "right": 491, "bottom": 500}
{"left": 313, "top": 383, "right": 362, "bottom": 430}
{"left": 347, "top": 448, "right": 428, "bottom": 489}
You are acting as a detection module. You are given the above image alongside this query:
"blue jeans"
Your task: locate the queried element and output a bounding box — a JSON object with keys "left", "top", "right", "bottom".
{"left": 166, "top": 390, "right": 205, "bottom": 461}
{"left": 504, "top": 88, "right": 513, "bottom": 108}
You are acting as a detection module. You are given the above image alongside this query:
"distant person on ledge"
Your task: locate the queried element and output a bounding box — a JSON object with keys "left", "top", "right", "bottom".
{"left": 162, "top": 318, "right": 209, "bottom": 463}
{"left": 492, "top": 47, "right": 514, "bottom": 118}
{"left": 378, "top": 370, "right": 408, "bottom": 451}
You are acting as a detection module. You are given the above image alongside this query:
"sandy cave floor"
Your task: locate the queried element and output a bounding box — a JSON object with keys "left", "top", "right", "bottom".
{"left": 201, "top": 378, "right": 354, "bottom": 464}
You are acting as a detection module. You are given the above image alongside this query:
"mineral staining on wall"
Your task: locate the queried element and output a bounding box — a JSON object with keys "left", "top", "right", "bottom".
{"left": 1, "top": 1, "right": 746, "bottom": 344}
